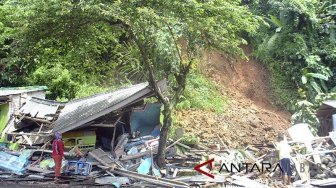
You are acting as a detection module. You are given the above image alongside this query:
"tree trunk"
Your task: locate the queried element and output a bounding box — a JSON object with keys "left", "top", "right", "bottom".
{"left": 156, "top": 102, "right": 172, "bottom": 167}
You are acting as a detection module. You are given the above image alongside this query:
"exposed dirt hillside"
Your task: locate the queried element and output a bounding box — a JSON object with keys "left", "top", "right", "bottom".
{"left": 177, "top": 47, "right": 291, "bottom": 148}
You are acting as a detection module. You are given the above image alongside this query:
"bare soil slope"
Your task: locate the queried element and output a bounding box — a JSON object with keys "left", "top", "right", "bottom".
{"left": 177, "top": 47, "right": 291, "bottom": 148}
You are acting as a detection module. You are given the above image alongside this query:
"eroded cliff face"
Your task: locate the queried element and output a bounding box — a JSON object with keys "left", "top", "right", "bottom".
{"left": 177, "top": 47, "right": 291, "bottom": 148}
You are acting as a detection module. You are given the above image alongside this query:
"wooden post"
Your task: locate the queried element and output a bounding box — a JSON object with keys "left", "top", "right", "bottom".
{"left": 111, "top": 116, "right": 122, "bottom": 152}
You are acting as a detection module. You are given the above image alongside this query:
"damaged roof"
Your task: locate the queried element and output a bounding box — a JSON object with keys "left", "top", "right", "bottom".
{"left": 0, "top": 86, "right": 47, "bottom": 96}
{"left": 53, "top": 81, "right": 166, "bottom": 133}
{"left": 19, "top": 97, "right": 66, "bottom": 120}
{"left": 316, "top": 100, "right": 336, "bottom": 117}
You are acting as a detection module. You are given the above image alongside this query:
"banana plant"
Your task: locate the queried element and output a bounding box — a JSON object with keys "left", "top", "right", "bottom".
{"left": 301, "top": 55, "right": 332, "bottom": 98}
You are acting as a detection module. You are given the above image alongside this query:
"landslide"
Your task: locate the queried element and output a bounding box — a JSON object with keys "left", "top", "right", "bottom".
{"left": 177, "top": 46, "right": 291, "bottom": 148}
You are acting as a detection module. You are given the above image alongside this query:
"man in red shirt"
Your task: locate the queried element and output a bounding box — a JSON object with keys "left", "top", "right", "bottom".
{"left": 52, "top": 132, "right": 64, "bottom": 181}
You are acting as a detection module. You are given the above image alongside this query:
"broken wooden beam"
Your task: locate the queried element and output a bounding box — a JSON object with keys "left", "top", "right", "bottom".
{"left": 120, "top": 146, "right": 158, "bottom": 161}
{"left": 231, "top": 175, "right": 270, "bottom": 188}
{"left": 26, "top": 165, "right": 53, "bottom": 174}
{"left": 92, "top": 148, "right": 189, "bottom": 188}
{"left": 166, "top": 138, "right": 183, "bottom": 150}
{"left": 6, "top": 132, "right": 51, "bottom": 137}
{"left": 110, "top": 168, "right": 190, "bottom": 188}
{"left": 90, "top": 124, "right": 116, "bottom": 128}
{"left": 88, "top": 148, "right": 120, "bottom": 168}
{"left": 302, "top": 149, "right": 336, "bottom": 156}
{"left": 13, "top": 114, "right": 52, "bottom": 124}
{"left": 111, "top": 116, "right": 122, "bottom": 151}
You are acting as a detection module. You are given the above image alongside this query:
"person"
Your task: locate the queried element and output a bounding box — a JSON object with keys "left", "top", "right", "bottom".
{"left": 52, "top": 132, "right": 64, "bottom": 181}
{"left": 276, "top": 133, "right": 292, "bottom": 185}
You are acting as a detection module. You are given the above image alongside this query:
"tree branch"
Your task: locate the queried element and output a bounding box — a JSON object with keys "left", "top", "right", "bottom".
{"left": 172, "top": 59, "right": 193, "bottom": 106}
{"left": 125, "top": 27, "right": 168, "bottom": 105}
{"left": 167, "top": 25, "right": 183, "bottom": 64}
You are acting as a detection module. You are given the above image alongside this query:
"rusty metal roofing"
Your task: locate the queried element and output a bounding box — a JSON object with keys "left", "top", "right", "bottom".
{"left": 53, "top": 80, "right": 166, "bottom": 133}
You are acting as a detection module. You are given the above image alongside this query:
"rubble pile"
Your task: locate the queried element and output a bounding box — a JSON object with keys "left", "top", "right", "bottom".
{"left": 0, "top": 124, "right": 335, "bottom": 188}
{"left": 310, "top": 153, "right": 336, "bottom": 179}
{"left": 1, "top": 83, "right": 336, "bottom": 187}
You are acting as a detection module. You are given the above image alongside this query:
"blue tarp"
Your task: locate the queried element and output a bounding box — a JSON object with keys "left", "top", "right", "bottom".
{"left": 130, "top": 103, "right": 161, "bottom": 137}
{"left": 0, "top": 150, "right": 33, "bottom": 174}
{"left": 137, "top": 158, "right": 151, "bottom": 175}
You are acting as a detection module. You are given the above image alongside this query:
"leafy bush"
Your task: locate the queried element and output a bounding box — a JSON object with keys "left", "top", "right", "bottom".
{"left": 267, "top": 61, "right": 300, "bottom": 111}
{"left": 176, "top": 71, "right": 226, "bottom": 113}
{"left": 29, "top": 64, "right": 78, "bottom": 100}
{"left": 75, "top": 84, "right": 108, "bottom": 99}
{"left": 249, "top": 0, "right": 336, "bottom": 119}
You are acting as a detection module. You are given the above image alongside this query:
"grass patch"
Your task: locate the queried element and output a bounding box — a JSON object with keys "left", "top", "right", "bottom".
{"left": 176, "top": 70, "right": 226, "bottom": 113}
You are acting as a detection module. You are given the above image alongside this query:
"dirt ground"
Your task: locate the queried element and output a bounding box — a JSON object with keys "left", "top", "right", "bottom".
{"left": 177, "top": 46, "right": 291, "bottom": 148}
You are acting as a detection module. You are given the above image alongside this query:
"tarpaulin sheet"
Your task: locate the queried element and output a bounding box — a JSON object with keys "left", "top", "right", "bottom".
{"left": 130, "top": 103, "right": 161, "bottom": 137}
{"left": 0, "top": 150, "right": 33, "bottom": 174}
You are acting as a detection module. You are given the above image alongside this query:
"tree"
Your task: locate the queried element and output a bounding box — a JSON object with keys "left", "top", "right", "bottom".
{"left": 112, "top": 0, "right": 260, "bottom": 166}
{"left": 1, "top": 0, "right": 260, "bottom": 166}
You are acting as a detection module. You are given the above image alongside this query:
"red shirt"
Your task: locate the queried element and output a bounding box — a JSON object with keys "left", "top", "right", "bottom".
{"left": 52, "top": 139, "right": 64, "bottom": 156}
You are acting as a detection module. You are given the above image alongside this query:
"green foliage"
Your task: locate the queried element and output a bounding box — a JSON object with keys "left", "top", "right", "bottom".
{"left": 176, "top": 71, "right": 226, "bottom": 113}
{"left": 291, "top": 100, "right": 319, "bottom": 134}
{"left": 292, "top": 92, "right": 336, "bottom": 133}
{"left": 1, "top": 0, "right": 260, "bottom": 103}
{"left": 181, "top": 134, "right": 200, "bottom": 147}
{"left": 0, "top": 0, "right": 140, "bottom": 91}
{"left": 75, "top": 84, "right": 108, "bottom": 99}
{"left": 29, "top": 64, "right": 78, "bottom": 100}
{"left": 301, "top": 55, "right": 332, "bottom": 99}
{"left": 249, "top": 0, "right": 336, "bottom": 132}
{"left": 267, "top": 61, "right": 300, "bottom": 110}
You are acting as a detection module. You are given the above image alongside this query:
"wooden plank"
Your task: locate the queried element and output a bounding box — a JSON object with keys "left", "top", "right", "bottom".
{"left": 217, "top": 134, "right": 228, "bottom": 149}
{"left": 90, "top": 124, "right": 116, "bottom": 128}
{"left": 302, "top": 149, "right": 336, "bottom": 156}
{"left": 231, "top": 175, "right": 270, "bottom": 188}
{"left": 26, "top": 165, "right": 53, "bottom": 174}
{"left": 188, "top": 175, "right": 226, "bottom": 183}
{"left": 288, "top": 136, "right": 330, "bottom": 144}
{"left": 120, "top": 146, "right": 158, "bottom": 161}
{"left": 291, "top": 156, "right": 309, "bottom": 182}
{"left": 110, "top": 168, "right": 190, "bottom": 188}
{"left": 166, "top": 138, "right": 183, "bottom": 150}
{"left": 7, "top": 132, "right": 51, "bottom": 137}
{"left": 111, "top": 116, "right": 122, "bottom": 151}
{"left": 23, "top": 134, "right": 33, "bottom": 146}
{"left": 93, "top": 148, "right": 189, "bottom": 188}
{"left": 14, "top": 114, "right": 52, "bottom": 124}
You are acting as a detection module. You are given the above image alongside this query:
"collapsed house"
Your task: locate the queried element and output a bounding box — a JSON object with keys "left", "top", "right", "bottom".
{"left": 1, "top": 81, "right": 166, "bottom": 150}
{"left": 0, "top": 84, "right": 335, "bottom": 187}
{"left": 0, "top": 86, "right": 47, "bottom": 143}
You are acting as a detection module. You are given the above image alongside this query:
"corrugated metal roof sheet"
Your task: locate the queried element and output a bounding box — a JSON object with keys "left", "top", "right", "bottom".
{"left": 316, "top": 100, "right": 336, "bottom": 117}
{"left": 323, "top": 101, "right": 336, "bottom": 108}
{"left": 0, "top": 86, "right": 47, "bottom": 96}
{"left": 19, "top": 98, "right": 65, "bottom": 120}
{"left": 53, "top": 81, "right": 165, "bottom": 133}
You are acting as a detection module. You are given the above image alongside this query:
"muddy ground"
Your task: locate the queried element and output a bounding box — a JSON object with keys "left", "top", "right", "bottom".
{"left": 177, "top": 46, "right": 291, "bottom": 148}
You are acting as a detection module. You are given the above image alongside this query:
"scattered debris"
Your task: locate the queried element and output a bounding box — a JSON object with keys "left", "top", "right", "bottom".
{"left": 0, "top": 83, "right": 335, "bottom": 187}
